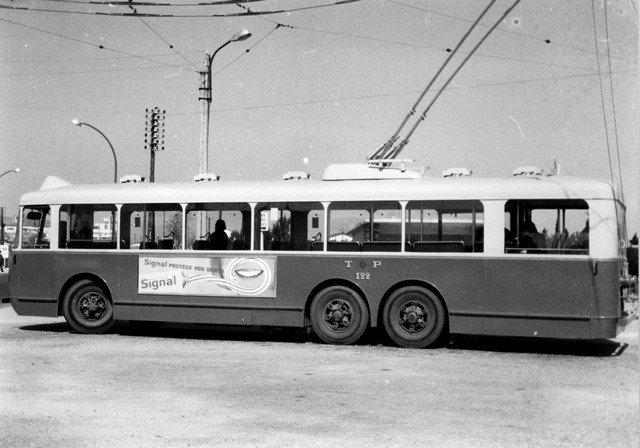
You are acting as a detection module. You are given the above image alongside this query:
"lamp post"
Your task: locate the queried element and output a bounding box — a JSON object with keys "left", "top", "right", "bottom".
{"left": 0, "top": 168, "right": 20, "bottom": 179}
{"left": 71, "top": 119, "right": 118, "bottom": 183}
{"left": 198, "top": 29, "right": 251, "bottom": 175}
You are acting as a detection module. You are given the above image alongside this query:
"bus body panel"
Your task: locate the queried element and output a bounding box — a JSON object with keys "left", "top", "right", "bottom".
{"left": 112, "top": 252, "right": 485, "bottom": 328}
{"left": 483, "top": 257, "right": 621, "bottom": 339}
{"left": 274, "top": 253, "right": 485, "bottom": 328}
{"left": 9, "top": 251, "right": 58, "bottom": 317}
{"left": 113, "top": 252, "right": 297, "bottom": 326}
{"left": 9, "top": 249, "right": 624, "bottom": 340}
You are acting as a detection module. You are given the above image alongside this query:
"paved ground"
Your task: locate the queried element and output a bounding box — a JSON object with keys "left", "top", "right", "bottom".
{"left": 0, "top": 301, "right": 638, "bottom": 448}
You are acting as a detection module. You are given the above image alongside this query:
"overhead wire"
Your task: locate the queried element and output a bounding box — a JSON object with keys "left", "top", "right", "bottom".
{"left": 1, "top": 4, "right": 621, "bottom": 76}
{"left": 210, "top": 25, "right": 282, "bottom": 79}
{"left": 39, "top": 0, "right": 268, "bottom": 6}
{"left": 0, "top": 16, "right": 200, "bottom": 72}
{"left": 135, "top": 15, "right": 201, "bottom": 71}
{"left": 278, "top": 23, "right": 623, "bottom": 74}
{"left": 386, "top": 0, "right": 635, "bottom": 65}
{"left": 590, "top": 0, "right": 619, "bottom": 202}
{"left": 602, "top": 0, "right": 625, "bottom": 204}
{"left": 153, "top": 70, "right": 627, "bottom": 117}
{"left": 0, "top": 0, "right": 362, "bottom": 17}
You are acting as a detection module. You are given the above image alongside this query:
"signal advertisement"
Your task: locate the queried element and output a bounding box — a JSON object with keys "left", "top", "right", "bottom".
{"left": 138, "top": 256, "right": 276, "bottom": 297}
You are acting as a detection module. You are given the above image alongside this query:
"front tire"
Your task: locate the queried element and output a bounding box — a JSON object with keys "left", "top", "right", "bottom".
{"left": 62, "top": 280, "right": 115, "bottom": 334}
{"left": 310, "top": 286, "right": 369, "bottom": 345}
{"left": 382, "top": 286, "right": 445, "bottom": 348}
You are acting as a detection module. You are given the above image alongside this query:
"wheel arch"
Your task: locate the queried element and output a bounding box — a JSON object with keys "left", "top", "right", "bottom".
{"left": 57, "top": 273, "right": 113, "bottom": 317}
{"left": 377, "top": 279, "right": 450, "bottom": 331}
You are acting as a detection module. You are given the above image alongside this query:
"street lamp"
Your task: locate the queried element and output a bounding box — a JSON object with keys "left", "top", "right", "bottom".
{"left": 0, "top": 168, "right": 20, "bottom": 179}
{"left": 198, "top": 29, "right": 252, "bottom": 175}
{"left": 72, "top": 119, "right": 118, "bottom": 183}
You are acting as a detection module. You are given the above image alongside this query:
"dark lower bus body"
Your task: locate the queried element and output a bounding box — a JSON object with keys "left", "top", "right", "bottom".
{"left": 9, "top": 249, "right": 629, "bottom": 348}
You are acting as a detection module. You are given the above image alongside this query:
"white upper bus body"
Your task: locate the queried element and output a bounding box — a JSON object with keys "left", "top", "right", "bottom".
{"left": 18, "top": 169, "right": 625, "bottom": 260}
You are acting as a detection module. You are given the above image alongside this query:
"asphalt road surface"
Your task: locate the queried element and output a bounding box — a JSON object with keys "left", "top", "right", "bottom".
{"left": 0, "top": 302, "right": 637, "bottom": 448}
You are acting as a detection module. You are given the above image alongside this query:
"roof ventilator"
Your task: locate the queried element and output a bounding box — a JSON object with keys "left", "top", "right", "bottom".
{"left": 512, "top": 166, "right": 542, "bottom": 176}
{"left": 442, "top": 168, "right": 472, "bottom": 177}
{"left": 194, "top": 173, "right": 220, "bottom": 182}
{"left": 120, "top": 175, "right": 145, "bottom": 183}
{"left": 283, "top": 171, "right": 310, "bottom": 180}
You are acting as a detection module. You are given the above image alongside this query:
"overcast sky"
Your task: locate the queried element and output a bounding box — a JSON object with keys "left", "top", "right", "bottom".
{"left": 0, "top": 0, "right": 637, "bottom": 232}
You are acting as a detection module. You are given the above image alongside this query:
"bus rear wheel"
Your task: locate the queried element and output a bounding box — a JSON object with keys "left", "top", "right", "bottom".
{"left": 62, "top": 280, "right": 115, "bottom": 334}
{"left": 383, "top": 286, "right": 445, "bottom": 348}
{"left": 310, "top": 286, "right": 369, "bottom": 345}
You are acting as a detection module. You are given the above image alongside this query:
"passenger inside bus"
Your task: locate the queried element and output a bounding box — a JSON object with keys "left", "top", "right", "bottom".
{"left": 520, "top": 220, "right": 546, "bottom": 249}
{"left": 209, "top": 219, "right": 229, "bottom": 250}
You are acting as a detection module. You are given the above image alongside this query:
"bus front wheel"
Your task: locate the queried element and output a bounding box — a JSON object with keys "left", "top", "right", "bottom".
{"left": 62, "top": 280, "right": 115, "bottom": 334}
{"left": 382, "top": 286, "right": 445, "bottom": 348}
{"left": 310, "top": 286, "right": 369, "bottom": 345}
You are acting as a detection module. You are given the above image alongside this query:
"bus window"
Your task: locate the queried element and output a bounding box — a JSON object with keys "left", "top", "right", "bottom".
{"left": 121, "top": 204, "right": 183, "bottom": 250}
{"left": 60, "top": 204, "right": 117, "bottom": 249}
{"left": 504, "top": 199, "right": 589, "bottom": 254}
{"left": 21, "top": 206, "right": 51, "bottom": 249}
{"left": 327, "top": 201, "right": 401, "bottom": 252}
{"left": 186, "top": 203, "right": 250, "bottom": 250}
{"left": 406, "top": 200, "right": 484, "bottom": 252}
{"left": 255, "top": 202, "right": 324, "bottom": 251}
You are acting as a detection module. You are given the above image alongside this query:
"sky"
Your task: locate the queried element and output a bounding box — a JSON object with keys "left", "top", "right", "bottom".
{"left": 0, "top": 0, "right": 638, "bottom": 233}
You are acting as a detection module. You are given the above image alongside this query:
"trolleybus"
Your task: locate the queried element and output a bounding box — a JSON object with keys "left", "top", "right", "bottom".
{"left": 8, "top": 164, "right": 635, "bottom": 348}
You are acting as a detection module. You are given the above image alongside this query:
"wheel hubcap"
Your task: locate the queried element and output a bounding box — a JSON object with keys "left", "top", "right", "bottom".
{"left": 398, "top": 301, "right": 428, "bottom": 334}
{"left": 77, "top": 293, "right": 107, "bottom": 321}
{"left": 323, "top": 299, "right": 352, "bottom": 332}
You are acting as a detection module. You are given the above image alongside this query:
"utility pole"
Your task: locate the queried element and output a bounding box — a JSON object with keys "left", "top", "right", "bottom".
{"left": 197, "top": 29, "right": 252, "bottom": 176}
{"left": 198, "top": 53, "right": 211, "bottom": 175}
{"left": 144, "top": 107, "right": 166, "bottom": 246}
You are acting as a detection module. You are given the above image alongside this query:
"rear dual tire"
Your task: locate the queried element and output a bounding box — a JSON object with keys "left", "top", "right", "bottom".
{"left": 382, "top": 286, "right": 445, "bottom": 349}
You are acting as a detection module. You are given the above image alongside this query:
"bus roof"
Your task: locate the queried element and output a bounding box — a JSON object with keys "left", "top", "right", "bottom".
{"left": 18, "top": 173, "right": 619, "bottom": 207}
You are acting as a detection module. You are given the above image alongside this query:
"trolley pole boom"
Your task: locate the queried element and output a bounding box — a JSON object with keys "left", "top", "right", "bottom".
{"left": 370, "top": 0, "right": 522, "bottom": 163}
{"left": 369, "top": 0, "right": 498, "bottom": 162}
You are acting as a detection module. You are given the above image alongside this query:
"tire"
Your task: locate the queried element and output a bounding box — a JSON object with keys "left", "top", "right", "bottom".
{"left": 382, "top": 286, "right": 446, "bottom": 348}
{"left": 62, "top": 280, "right": 115, "bottom": 334}
{"left": 310, "top": 285, "right": 369, "bottom": 345}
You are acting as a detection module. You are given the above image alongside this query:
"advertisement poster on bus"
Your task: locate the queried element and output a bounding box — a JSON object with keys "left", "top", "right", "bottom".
{"left": 138, "top": 256, "right": 276, "bottom": 298}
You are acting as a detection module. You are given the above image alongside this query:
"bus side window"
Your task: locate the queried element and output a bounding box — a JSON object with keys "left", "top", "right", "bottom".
{"left": 121, "top": 204, "right": 182, "bottom": 250}
{"left": 504, "top": 200, "right": 588, "bottom": 255}
{"left": 21, "top": 206, "right": 51, "bottom": 249}
{"left": 406, "top": 200, "right": 483, "bottom": 253}
{"left": 255, "top": 202, "right": 324, "bottom": 251}
{"left": 60, "top": 204, "right": 117, "bottom": 249}
{"left": 186, "top": 203, "right": 250, "bottom": 251}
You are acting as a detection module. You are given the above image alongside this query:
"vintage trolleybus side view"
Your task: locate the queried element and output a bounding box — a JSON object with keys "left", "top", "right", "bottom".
{"left": 8, "top": 165, "right": 635, "bottom": 348}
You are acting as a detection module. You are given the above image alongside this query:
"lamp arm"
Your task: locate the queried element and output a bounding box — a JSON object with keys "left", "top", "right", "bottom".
{"left": 80, "top": 123, "right": 118, "bottom": 183}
